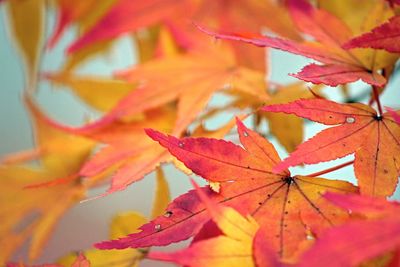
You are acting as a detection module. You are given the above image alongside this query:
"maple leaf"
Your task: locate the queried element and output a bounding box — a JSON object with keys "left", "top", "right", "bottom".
{"left": 0, "top": 97, "right": 96, "bottom": 262}
{"left": 261, "top": 83, "right": 324, "bottom": 152}
{"left": 67, "top": 0, "right": 192, "bottom": 53}
{"left": 55, "top": 42, "right": 268, "bottom": 137}
{"left": 24, "top": 97, "right": 95, "bottom": 175}
{"left": 114, "top": 43, "right": 269, "bottom": 135}
{"left": 343, "top": 15, "right": 400, "bottom": 53}
{"left": 47, "top": 0, "right": 116, "bottom": 49}
{"left": 5, "top": 0, "right": 45, "bottom": 91}
{"left": 95, "top": 119, "right": 356, "bottom": 261}
{"left": 43, "top": 72, "right": 134, "bottom": 112}
{"left": 263, "top": 98, "right": 400, "bottom": 197}
{"left": 38, "top": 99, "right": 237, "bottom": 197}
{"left": 48, "top": 0, "right": 121, "bottom": 72}
{"left": 387, "top": 0, "right": 400, "bottom": 6}
{"left": 151, "top": 167, "right": 171, "bottom": 219}
{"left": 148, "top": 179, "right": 260, "bottom": 267}
{"left": 60, "top": 167, "right": 169, "bottom": 266}
{"left": 34, "top": 105, "right": 176, "bottom": 196}
{"left": 80, "top": 113, "right": 238, "bottom": 196}
{"left": 65, "top": 0, "right": 301, "bottom": 71}
{"left": 298, "top": 193, "right": 400, "bottom": 267}
{"left": 134, "top": 25, "right": 180, "bottom": 63}
{"left": 317, "top": 0, "right": 399, "bottom": 76}
{"left": 317, "top": 0, "right": 378, "bottom": 35}
{"left": 388, "top": 107, "right": 400, "bottom": 125}
{"left": 62, "top": 40, "right": 116, "bottom": 73}
{"left": 197, "top": 0, "right": 397, "bottom": 87}
{"left": 191, "top": 0, "right": 301, "bottom": 71}
{"left": 227, "top": 82, "right": 324, "bottom": 152}
{"left": 253, "top": 227, "right": 283, "bottom": 267}
{"left": 194, "top": 0, "right": 299, "bottom": 40}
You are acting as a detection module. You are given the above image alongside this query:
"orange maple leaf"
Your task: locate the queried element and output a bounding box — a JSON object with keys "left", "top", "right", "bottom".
{"left": 0, "top": 97, "right": 96, "bottom": 262}
{"left": 263, "top": 98, "right": 400, "bottom": 197}
{"left": 114, "top": 43, "right": 269, "bottom": 135}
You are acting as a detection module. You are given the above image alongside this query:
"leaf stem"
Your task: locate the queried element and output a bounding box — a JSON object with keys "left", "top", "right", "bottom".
{"left": 372, "top": 86, "right": 383, "bottom": 116}
{"left": 305, "top": 160, "right": 354, "bottom": 177}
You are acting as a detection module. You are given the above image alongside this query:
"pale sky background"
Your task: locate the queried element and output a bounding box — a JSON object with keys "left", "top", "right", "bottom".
{"left": 1, "top": 4, "right": 399, "bottom": 266}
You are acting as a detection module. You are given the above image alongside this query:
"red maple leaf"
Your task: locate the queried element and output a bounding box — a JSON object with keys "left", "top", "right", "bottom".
{"left": 197, "top": 0, "right": 390, "bottom": 87}
{"left": 95, "top": 119, "right": 356, "bottom": 261}
{"left": 343, "top": 15, "right": 400, "bottom": 53}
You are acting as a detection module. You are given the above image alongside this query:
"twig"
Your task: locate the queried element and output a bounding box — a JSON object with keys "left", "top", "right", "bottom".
{"left": 305, "top": 160, "right": 354, "bottom": 177}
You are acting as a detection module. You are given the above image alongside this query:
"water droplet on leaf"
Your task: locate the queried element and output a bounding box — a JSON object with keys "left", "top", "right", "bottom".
{"left": 306, "top": 234, "right": 314, "bottom": 240}
{"left": 346, "top": 117, "right": 355, "bottom": 123}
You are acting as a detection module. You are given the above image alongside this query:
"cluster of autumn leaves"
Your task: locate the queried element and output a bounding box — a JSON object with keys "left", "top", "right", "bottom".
{"left": 1, "top": 0, "right": 400, "bottom": 266}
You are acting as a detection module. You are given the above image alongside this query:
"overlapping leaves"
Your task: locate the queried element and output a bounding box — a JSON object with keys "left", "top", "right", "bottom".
{"left": 0, "top": 97, "right": 96, "bottom": 262}
{"left": 96, "top": 119, "right": 356, "bottom": 261}
{"left": 2, "top": 0, "right": 400, "bottom": 265}
{"left": 198, "top": 0, "right": 398, "bottom": 87}
{"left": 299, "top": 193, "right": 400, "bottom": 267}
